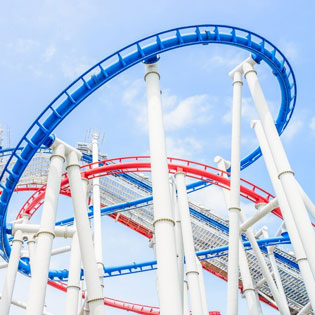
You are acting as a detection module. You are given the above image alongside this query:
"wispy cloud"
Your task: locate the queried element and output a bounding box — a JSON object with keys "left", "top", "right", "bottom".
{"left": 7, "top": 38, "right": 40, "bottom": 54}
{"left": 166, "top": 136, "right": 203, "bottom": 159}
{"left": 43, "top": 44, "right": 56, "bottom": 62}
{"left": 279, "top": 39, "right": 299, "bottom": 62}
{"left": 121, "top": 79, "right": 214, "bottom": 134}
{"left": 164, "top": 94, "right": 213, "bottom": 131}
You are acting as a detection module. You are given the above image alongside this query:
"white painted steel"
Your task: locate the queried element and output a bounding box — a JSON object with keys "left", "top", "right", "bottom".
{"left": 91, "top": 133, "right": 105, "bottom": 286}
{"left": 66, "top": 179, "right": 88, "bottom": 315}
{"left": 262, "top": 227, "right": 287, "bottom": 306}
{"left": 297, "top": 181, "right": 315, "bottom": 219}
{"left": 0, "top": 262, "right": 8, "bottom": 269}
{"left": 238, "top": 240, "right": 263, "bottom": 315}
{"left": 65, "top": 232, "right": 82, "bottom": 315}
{"left": 0, "top": 229, "right": 23, "bottom": 315}
{"left": 239, "top": 211, "right": 290, "bottom": 315}
{"left": 26, "top": 143, "right": 66, "bottom": 315}
{"left": 227, "top": 71, "right": 243, "bottom": 315}
{"left": 297, "top": 302, "right": 312, "bottom": 315}
{"left": 215, "top": 156, "right": 262, "bottom": 315}
{"left": 175, "top": 171, "right": 203, "bottom": 315}
{"left": 183, "top": 280, "right": 190, "bottom": 315}
{"left": 12, "top": 223, "right": 76, "bottom": 238}
{"left": 0, "top": 294, "right": 52, "bottom": 315}
{"left": 171, "top": 178, "right": 185, "bottom": 309}
{"left": 144, "top": 61, "right": 182, "bottom": 315}
{"left": 196, "top": 258, "right": 209, "bottom": 315}
{"left": 51, "top": 245, "right": 71, "bottom": 256}
{"left": 252, "top": 120, "right": 315, "bottom": 311}
{"left": 66, "top": 150, "right": 105, "bottom": 315}
{"left": 244, "top": 61, "right": 315, "bottom": 281}
{"left": 26, "top": 236, "right": 35, "bottom": 273}
{"left": 240, "top": 198, "right": 278, "bottom": 232}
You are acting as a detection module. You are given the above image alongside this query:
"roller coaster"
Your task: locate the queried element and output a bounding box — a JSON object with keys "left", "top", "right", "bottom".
{"left": 0, "top": 25, "right": 314, "bottom": 315}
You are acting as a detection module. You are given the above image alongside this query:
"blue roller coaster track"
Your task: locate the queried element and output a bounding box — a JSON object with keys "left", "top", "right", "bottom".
{"left": 0, "top": 25, "right": 297, "bottom": 284}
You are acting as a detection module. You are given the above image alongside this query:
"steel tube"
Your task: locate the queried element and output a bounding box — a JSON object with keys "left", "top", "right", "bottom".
{"left": 0, "top": 229, "right": 23, "bottom": 315}
{"left": 171, "top": 179, "right": 185, "bottom": 309}
{"left": 66, "top": 150, "right": 105, "bottom": 315}
{"left": 12, "top": 224, "right": 76, "bottom": 238}
{"left": 91, "top": 133, "right": 104, "bottom": 286}
{"left": 262, "top": 227, "right": 287, "bottom": 306}
{"left": 227, "top": 71, "right": 242, "bottom": 315}
{"left": 65, "top": 232, "right": 82, "bottom": 315}
{"left": 196, "top": 258, "right": 209, "bottom": 315}
{"left": 240, "top": 198, "right": 278, "bottom": 232}
{"left": 252, "top": 120, "right": 315, "bottom": 310}
{"left": 144, "top": 61, "right": 182, "bottom": 315}
{"left": 244, "top": 62, "right": 315, "bottom": 281}
{"left": 175, "top": 172, "right": 203, "bottom": 315}
{"left": 215, "top": 156, "right": 262, "bottom": 314}
{"left": 26, "top": 143, "right": 65, "bottom": 315}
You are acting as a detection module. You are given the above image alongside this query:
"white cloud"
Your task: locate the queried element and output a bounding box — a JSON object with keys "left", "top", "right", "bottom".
{"left": 205, "top": 52, "right": 246, "bottom": 70}
{"left": 121, "top": 79, "right": 214, "bottom": 134}
{"left": 189, "top": 185, "right": 228, "bottom": 219}
{"left": 309, "top": 117, "right": 315, "bottom": 132}
{"left": 282, "top": 118, "right": 303, "bottom": 141}
{"left": 164, "top": 94, "right": 213, "bottom": 131}
{"left": 7, "top": 39, "right": 40, "bottom": 54}
{"left": 43, "top": 44, "right": 56, "bottom": 62}
{"left": 166, "top": 136, "right": 203, "bottom": 159}
{"left": 279, "top": 39, "right": 298, "bottom": 62}
{"left": 61, "top": 59, "right": 91, "bottom": 80}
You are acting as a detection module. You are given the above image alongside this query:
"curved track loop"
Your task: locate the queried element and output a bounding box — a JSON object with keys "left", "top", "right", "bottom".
{"left": 0, "top": 24, "right": 297, "bottom": 260}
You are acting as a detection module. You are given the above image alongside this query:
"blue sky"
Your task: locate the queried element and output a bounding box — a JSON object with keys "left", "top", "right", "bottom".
{"left": 0, "top": 0, "right": 315, "bottom": 314}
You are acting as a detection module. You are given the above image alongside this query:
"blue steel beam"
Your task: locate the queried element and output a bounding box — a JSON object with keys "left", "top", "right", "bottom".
{"left": 16, "top": 235, "right": 291, "bottom": 281}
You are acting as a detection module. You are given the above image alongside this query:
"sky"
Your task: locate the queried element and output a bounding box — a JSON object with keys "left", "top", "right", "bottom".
{"left": 0, "top": 0, "right": 315, "bottom": 314}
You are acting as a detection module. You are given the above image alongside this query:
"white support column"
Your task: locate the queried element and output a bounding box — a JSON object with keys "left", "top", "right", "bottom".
{"left": 170, "top": 178, "right": 185, "bottom": 309}
{"left": 26, "top": 235, "right": 36, "bottom": 273}
{"left": 26, "top": 143, "right": 66, "bottom": 315}
{"left": 196, "top": 258, "right": 209, "bottom": 315}
{"left": 66, "top": 150, "right": 105, "bottom": 315}
{"left": 175, "top": 171, "right": 203, "bottom": 315}
{"left": 243, "top": 61, "right": 315, "bottom": 280}
{"left": 0, "top": 294, "right": 53, "bottom": 315}
{"left": 65, "top": 232, "right": 82, "bottom": 315}
{"left": 183, "top": 280, "right": 190, "bottom": 315}
{"left": 261, "top": 227, "right": 287, "bottom": 305}
{"left": 252, "top": 120, "right": 315, "bottom": 310}
{"left": 0, "top": 228, "right": 24, "bottom": 315}
{"left": 215, "top": 156, "right": 262, "bottom": 315}
{"left": 144, "top": 60, "right": 182, "bottom": 315}
{"left": 91, "top": 133, "right": 104, "bottom": 287}
{"left": 239, "top": 211, "right": 290, "bottom": 315}
{"left": 66, "top": 179, "right": 88, "bottom": 315}
{"left": 238, "top": 240, "right": 263, "bottom": 315}
{"left": 227, "top": 71, "right": 243, "bottom": 315}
